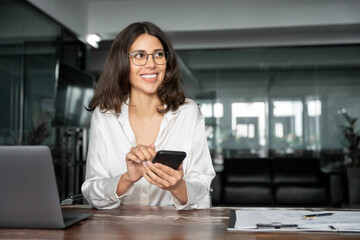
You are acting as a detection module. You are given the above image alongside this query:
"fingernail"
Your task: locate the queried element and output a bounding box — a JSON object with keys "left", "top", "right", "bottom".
{"left": 147, "top": 161, "right": 152, "bottom": 167}
{"left": 154, "top": 163, "right": 158, "bottom": 167}
{"left": 142, "top": 162, "right": 147, "bottom": 167}
{"left": 137, "top": 159, "right": 141, "bottom": 163}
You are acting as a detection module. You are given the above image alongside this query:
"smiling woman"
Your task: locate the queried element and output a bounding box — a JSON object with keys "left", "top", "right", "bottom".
{"left": 87, "top": 22, "right": 183, "bottom": 115}
{"left": 81, "top": 22, "right": 215, "bottom": 210}
{"left": 128, "top": 34, "right": 167, "bottom": 95}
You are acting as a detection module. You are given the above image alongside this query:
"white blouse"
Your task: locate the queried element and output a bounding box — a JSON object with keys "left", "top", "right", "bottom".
{"left": 81, "top": 98, "right": 215, "bottom": 210}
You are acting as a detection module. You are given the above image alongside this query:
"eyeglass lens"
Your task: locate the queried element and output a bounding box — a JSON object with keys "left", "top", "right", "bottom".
{"left": 130, "top": 50, "right": 168, "bottom": 66}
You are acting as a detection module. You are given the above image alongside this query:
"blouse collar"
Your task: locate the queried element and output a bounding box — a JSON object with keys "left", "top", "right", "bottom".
{"left": 117, "top": 98, "right": 187, "bottom": 127}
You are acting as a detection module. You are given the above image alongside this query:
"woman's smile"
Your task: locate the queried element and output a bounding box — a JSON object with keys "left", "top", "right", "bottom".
{"left": 140, "top": 73, "right": 158, "bottom": 82}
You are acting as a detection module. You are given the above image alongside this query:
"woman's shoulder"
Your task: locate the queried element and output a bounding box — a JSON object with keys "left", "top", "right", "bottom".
{"left": 178, "top": 98, "right": 201, "bottom": 115}
{"left": 92, "top": 106, "right": 117, "bottom": 119}
{"left": 93, "top": 106, "right": 106, "bottom": 116}
{"left": 184, "top": 98, "right": 198, "bottom": 106}
{"left": 180, "top": 98, "right": 199, "bottom": 110}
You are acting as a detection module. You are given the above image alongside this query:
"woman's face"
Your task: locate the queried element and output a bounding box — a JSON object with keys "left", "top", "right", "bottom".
{"left": 128, "top": 34, "right": 166, "bottom": 96}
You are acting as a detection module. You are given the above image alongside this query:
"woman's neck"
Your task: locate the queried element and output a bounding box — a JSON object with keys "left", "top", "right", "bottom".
{"left": 129, "top": 92, "right": 163, "bottom": 118}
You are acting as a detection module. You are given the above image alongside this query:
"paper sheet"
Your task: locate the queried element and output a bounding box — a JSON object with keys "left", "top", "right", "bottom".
{"left": 233, "top": 210, "right": 360, "bottom": 232}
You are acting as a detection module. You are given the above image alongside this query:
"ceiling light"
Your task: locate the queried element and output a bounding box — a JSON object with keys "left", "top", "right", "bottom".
{"left": 86, "top": 34, "right": 102, "bottom": 48}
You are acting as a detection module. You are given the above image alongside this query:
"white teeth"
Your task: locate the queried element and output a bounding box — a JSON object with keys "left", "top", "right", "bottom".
{"left": 141, "top": 74, "right": 157, "bottom": 78}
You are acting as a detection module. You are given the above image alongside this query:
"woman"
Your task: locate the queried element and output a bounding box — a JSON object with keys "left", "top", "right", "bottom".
{"left": 81, "top": 22, "right": 215, "bottom": 210}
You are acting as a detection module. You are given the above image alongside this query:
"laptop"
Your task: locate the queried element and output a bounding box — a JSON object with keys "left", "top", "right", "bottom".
{"left": 0, "top": 146, "right": 93, "bottom": 229}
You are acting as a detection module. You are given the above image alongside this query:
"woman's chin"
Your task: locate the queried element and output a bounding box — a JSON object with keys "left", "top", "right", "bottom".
{"left": 132, "top": 87, "right": 158, "bottom": 96}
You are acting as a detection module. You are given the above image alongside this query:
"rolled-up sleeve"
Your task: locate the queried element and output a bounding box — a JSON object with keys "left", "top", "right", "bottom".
{"left": 172, "top": 109, "right": 215, "bottom": 210}
{"left": 81, "top": 110, "right": 134, "bottom": 209}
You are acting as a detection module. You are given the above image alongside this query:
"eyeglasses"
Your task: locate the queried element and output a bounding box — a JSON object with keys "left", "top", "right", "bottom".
{"left": 128, "top": 50, "right": 169, "bottom": 66}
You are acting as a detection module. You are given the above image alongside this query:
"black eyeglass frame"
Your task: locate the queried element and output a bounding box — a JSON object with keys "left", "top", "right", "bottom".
{"left": 128, "top": 50, "right": 169, "bottom": 66}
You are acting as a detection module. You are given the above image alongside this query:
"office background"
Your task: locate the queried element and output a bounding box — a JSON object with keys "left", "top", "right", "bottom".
{"left": 1, "top": 0, "right": 360, "bottom": 207}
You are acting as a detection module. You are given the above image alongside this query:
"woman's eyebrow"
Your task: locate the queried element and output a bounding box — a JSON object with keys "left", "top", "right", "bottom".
{"left": 131, "top": 49, "right": 163, "bottom": 52}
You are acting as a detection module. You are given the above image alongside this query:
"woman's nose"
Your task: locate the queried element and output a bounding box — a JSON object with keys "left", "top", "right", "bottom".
{"left": 145, "top": 54, "right": 156, "bottom": 68}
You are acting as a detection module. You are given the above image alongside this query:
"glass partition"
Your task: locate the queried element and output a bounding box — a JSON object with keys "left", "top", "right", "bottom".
{"left": 177, "top": 45, "right": 360, "bottom": 169}
{"left": 0, "top": 0, "right": 92, "bottom": 199}
{"left": 0, "top": 0, "right": 60, "bottom": 145}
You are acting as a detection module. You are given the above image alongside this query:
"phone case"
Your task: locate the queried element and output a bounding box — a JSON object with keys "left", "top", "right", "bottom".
{"left": 152, "top": 150, "right": 186, "bottom": 169}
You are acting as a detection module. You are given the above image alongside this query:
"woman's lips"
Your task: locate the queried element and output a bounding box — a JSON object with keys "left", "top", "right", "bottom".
{"left": 141, "top": 73, "right": 158, "bottom": 82}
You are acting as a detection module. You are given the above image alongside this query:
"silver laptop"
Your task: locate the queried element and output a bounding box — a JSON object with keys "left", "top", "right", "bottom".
{"left": 0, "top": 146, "right": 93, "bottom": 229}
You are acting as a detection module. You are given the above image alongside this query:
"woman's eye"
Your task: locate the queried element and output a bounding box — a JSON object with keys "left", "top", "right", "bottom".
{"left": 154, "top": 52, "right": 165, "bottom": 58}
{"left": 134, "top": 52, "right": 145, "bottom": 59}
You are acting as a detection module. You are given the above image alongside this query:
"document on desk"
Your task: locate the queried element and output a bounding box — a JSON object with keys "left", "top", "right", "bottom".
{"left": 227, "top": 210, "right": 360, "bottom": 232}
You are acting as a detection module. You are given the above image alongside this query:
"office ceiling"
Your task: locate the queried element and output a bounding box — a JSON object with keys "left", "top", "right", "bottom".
{"left": 25, "top": 0, "right": 360, "bottom": 86}
{"left": 27, "top": 0, "right": 360, "bottom": 49}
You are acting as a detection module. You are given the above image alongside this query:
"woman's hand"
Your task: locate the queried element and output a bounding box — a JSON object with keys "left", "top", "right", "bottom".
{"left": 125, "top": 144, "right": 156, "bottom": 183}
{"left": 143, "top": 162, "right": 188, "bottom": 204}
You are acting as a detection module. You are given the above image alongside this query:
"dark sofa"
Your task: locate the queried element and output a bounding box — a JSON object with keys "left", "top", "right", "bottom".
{"left": 219, "top": 157, "right": 342, "bottom": 207}
{"left": 223, "top": 158, "right": 273, "bottom": 205}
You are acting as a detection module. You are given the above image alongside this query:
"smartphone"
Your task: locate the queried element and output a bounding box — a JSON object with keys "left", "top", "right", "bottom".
{"left": 152, "top": 150, "right": 186, "bottom": 170}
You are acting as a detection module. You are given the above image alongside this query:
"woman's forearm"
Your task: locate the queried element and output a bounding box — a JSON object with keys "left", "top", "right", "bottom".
{"left": 116, "top": 172, "right": 134, "bottom": 196}
{"left": 170, "top": 180, "right": 188, "bottom": 205}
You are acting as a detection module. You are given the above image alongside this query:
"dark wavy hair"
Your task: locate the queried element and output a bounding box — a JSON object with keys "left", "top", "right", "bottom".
{"left": 87, "top": 22, "right": 185, "bottom": 114}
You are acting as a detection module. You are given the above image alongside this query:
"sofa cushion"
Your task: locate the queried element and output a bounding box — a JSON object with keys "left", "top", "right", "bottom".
{"left": 224, "top": 185, "right": 273, "bottom": 205}
{"left": 275, "top": 186, "right": 327, "bottom": 205}
{"left": 272, "top": 158, "right": 320, "bottom": 184}
{"left": 224, "top": 158, "right": 272, "bottom": 184}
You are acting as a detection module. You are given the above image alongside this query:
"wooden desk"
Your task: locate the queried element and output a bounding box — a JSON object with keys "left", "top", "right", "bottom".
{"left": 1, "top": 206, "right": 360, "bottom": 239}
